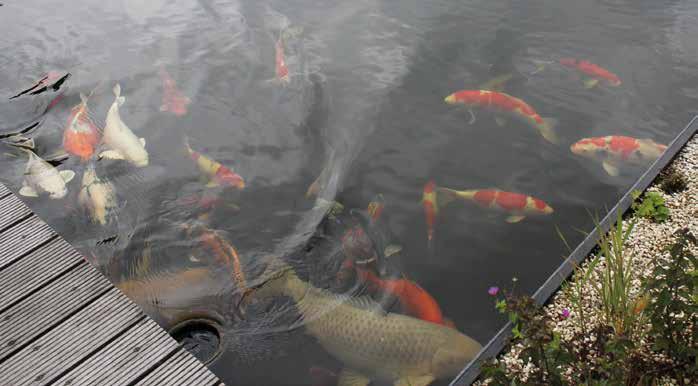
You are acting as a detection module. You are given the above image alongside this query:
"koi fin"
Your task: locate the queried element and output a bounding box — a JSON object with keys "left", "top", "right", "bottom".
{"left": 19, "top": 185, "right": 38, "bottom": 197}
{"left": 468, "top": 109, "right": 476, "bottom": 125}
{"left": 494, "top": 116, "right": 507, "bottom": 127}
{"left": 384, "top": 244, "right": 402, "bottom": 258}
{"left": 336, "top": 368, "right": 370, "bottom": 386}
{"left": 99, "top": 149, "right": 125, "bottom": 161}
{"left": 583, "top": 78, "right": 599, "bottom": 89}
{"left": 395, "top": 375, "right": 435, "bottom": 386}
{"left": 506, "top": 215, "right": 526, "bottom": 223}
{"left": 602, "top": 160, "right": 620, "bottom": 176}
{"left": 113, "top": 83, "right": 125, "bottom": 106}
{"left": 435, "top": 187, "right": 458, "bottom": 209}
{"left": 59, "top": 170, "right": 75, "bottom": 183}
{"left": 140, "top": 138, "right": 146, "bottom": 146}
{"left": 538, "top": 117, "right": 559, "bottom": 144}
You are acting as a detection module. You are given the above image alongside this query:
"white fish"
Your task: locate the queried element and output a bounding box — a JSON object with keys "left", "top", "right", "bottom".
{"left": 100, "top": 83, "right": 149, "bottom": 167}
{"left": 18, "top": 149, "right": 74, "bottom": 199}
{"left": 78, "top": 164, "right": 117, "bottom": 225}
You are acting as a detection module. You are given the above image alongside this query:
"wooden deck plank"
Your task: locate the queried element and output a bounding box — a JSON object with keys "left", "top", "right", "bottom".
{"left": 0, "top": 289, "right": 142, "bottom": 386}
{"left": 0, "top": 263, "right": 111, "bottom": 361}
{"left": 53, "top": 318, "right": 179, "bottom": 386}
{"left": 0, "top": 194, "right": 31, "bottom": 232}
{"left": 0, "top": 237, "right": 82, "bottom": 310}
{"left": 0, "top": 215, "right": 55, "bottom": 269}
{"left": 136, "top": 349, "right": 218, "bottom": 386}
{"left": 0, "top": 183, "right": 11, "bottom": 199}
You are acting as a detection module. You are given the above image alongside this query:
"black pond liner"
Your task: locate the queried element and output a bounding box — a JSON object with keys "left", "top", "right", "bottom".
{"left": 450, "top": 115, "right": 698, "bottom": 386}
{"left": 169, "top": 318, "right": 224, "bottom": 366}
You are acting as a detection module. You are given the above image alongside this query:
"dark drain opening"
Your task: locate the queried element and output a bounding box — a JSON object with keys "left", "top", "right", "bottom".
{"left": 169, "top": 318, "right": 223, "bottom": 365}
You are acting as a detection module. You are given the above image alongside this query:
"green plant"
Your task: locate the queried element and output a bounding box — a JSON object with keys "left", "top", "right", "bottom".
{"left": 657, "top": 167, "right": 688, "bottom": 195}
{"left": 631, "top": 190, "right": 669, "bottom": 222}
{"left": 643, "top": 228, "right": 698, "bottom": 381}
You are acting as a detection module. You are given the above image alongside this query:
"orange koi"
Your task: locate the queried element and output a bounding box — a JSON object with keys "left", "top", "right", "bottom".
{"left": 422, "top": 181, "right": 438, "bottom": 243}
{"left": 63, "top": 93, "right": 101, "bottom": 162}
{"left": 366, "top": 193, "right": 385, "bottom": 223}
{"left": 559, "top": 58, "right": 621, "bottom": 88}
{"left": 186, "top": 141, "right": 245, "bottom": 189}
{"left": 436, "top": 187, "right": 554, "bottom": 223}
{"left": 570, "top": 135, "right": 667, "bottom": 176}
{"left": 188, "top": 224, "right": 246, "bottom": 289}
{"left": 159, "top": 67, "right": 190, "bottom": 116}
{"left": 444, "top": 89, "right": 558, "bottom": 143}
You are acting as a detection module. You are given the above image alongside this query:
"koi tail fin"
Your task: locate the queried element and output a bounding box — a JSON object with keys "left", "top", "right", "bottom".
{"left": 113, "top": 83, "right": 125, "bottom": 106}
{"left": 435, "top": 187, "right": 459, "bottom": 209}
{"left": 538, "top": 117, "right": 559, "bottom": 144}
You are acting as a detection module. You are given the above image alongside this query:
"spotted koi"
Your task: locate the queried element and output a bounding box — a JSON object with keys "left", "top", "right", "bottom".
{"left": 570, "top": 135, "right": 667, "bottom": 176}
{"left": 186, "top": 141, "right": 245, "bottom": 189}
{"left": 559, "top": 58, "right": 621, "bottom": 88}
{"left": 436, "top": 187, "right": 553, "bottom": 223}
{"left": 444, "top": 89, "right": 558, "bottom": 144}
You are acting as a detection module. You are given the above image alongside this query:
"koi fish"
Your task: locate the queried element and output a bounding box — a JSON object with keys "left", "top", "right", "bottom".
{"left": 16, "top": 148, "right": 75, "bottom": 199}
{"left": 341, "top": 226, "right": 377, "bottom": 266}
{"left": 436, "top": 187, "right": 554, "bottom": 223}
{"left": 159, "top": 67, "right": 190, "bottom": 116}
{"left": 570, "top": 135, "right": 667, "bottom": 176}
{"left": 100, "top": 84, "right": 149, "bottom": 167}
{"left": 63, "top": 93, "right": 100, "bottom": 162}
{"left": 559, "top": 58, "right": 621, "bottom": 88}
{"left": 250, "top": 261, "right": 482, "bottom": 386}
{"left": 185, "top": 141, "right": 245, "bottom": 189}
{"left": 185, "top": 223, "right": 246, "bottom": 290}
{"left": 422, "top": 181, "right": 438, "bottom": 243}
{"left": 444, "top": 89, "right": 558, "bottom": 144}
{"left": 9, "top": 71, "right": 70, "bottom": 99}
{"left": 366, "top": 193, "right": 385, "bottom": 223}
{"left": 273, "top": 34, "right": 290, "bottom": 84}
{"left": 78, "top": 163, "right": 117, "bottom": 225}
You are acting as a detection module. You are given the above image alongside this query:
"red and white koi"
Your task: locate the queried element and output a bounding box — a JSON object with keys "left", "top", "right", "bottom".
{"left": 100, "top": 84, "right": 149, "bottom": 167}
{"left": 274, "top": 36, "right": 290, "bottom": 84}
{"left": 186, "top": 141, "right": 245, "bottom": 189}
{"left": 78, "top": 163, "right": 117, "bottom": 225}
{"left": 559, "top": 58, "right": 621, "bottom": 88}
{"left": 159, "top": 66, "right": 190, "bottom": 117}
{"left": 570, "top": 135, "right": 667, "bottom": 176}
{"left": 63, "top": 93, "right": 100, "bottom": 162}
{"left": 444, "top": 89, "right": 558, "bottom": 144}
{"left": 437, "top": 187, "right": 554, "bottom": 223}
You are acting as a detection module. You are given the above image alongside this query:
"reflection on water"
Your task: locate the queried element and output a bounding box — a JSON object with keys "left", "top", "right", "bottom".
{"left": 1, "top": 0, "right": 697, "bottom": 385}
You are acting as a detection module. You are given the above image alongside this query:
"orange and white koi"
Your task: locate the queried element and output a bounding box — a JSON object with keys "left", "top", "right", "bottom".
{"left": 422, "top": 181, "right": 439, "bottom": 243}
{"left": 437, "top": 187, "right": 554, "bottom": 223}
{"left": 559, "top": 58, "right": 621, "bottom": 88}
{"left": 186, "top": 141, "right": 245, "bottom": 189}
{"left": 274, "top": 37, "right": 290, "bottom": 84}
{"left": 186, "top": 223, "right": 246, "bottom": 289}
{"left": 159, "top": 67, "right": 190, "bottom": 117}
{"left": 570, "top": 135, "right": 667, "bottom": 176}
{"left": 63, "top": 93, "right": 100, "bottom": 162}
{"left": 444, "top": 89, "right": 558, "bottom": 144}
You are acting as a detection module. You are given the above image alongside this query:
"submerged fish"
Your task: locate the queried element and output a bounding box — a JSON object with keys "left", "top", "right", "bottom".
{"left": 251, "top": 262, "right": 482, "bottom": 386}
{"left": 559, "top": 58, "right": 621, "bottom": 88}
{"left": 274, "top": 36, "right": 290, "bottom": 84}
{"left": 17, "top": 148, "right": 75, "bottom": 199}
{"left": 185, "top": 223, "right": 246, "bottom": 290}
{"left": 100, "top": 83, "right": 149, "bottom": 167}
{"left": 422, "top": 181, "right": 439, "bottom": 244}
{"left": 437, "top": 187, "right": 554, "bottom": 223}
{"left": 9, "top": 71, "right": 70, "bottom": 99}
{"left": 78, "top": 163, "right": 117, "bottom": 225}
{"left": 367, "top": 193, "right": 385, "bottom": 223}
{"left": 444, "top": 89, "right": 558, "bottom": 144}
{"left": 186, "top": 141, "right": 245, "bottom": 189}
{"left": 570, "top": 135, "right": 667, "bottom": 176}
{"left": 63, "top": 93, "right": 101, "bottom": 162}
{"left": 159, "top": 66, "right": 190, "bottom": 116}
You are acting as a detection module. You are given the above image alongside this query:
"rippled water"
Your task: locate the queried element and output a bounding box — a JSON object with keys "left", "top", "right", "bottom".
{"left": 1, "top": 1, "right": 697, "bottom": 385}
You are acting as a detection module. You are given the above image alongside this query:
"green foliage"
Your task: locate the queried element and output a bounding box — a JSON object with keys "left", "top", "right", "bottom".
{"left": 658, "top": 167, "right": 688, "bottom": 195}
{"left": 631, "top": 190, "right": 669, "bottom": 222}
{"left": 591, "top": 211, "right": 646, "bottom": 337}
{"left": 643, "top": 228, "right": 698, "bottom": 380}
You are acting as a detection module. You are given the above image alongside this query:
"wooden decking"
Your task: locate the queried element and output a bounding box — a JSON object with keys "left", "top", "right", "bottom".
{"left": 0, "top": 183, "right": 224, "bottom": 386}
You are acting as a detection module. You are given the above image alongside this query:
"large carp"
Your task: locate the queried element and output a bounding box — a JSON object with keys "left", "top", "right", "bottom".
{"left": 251, "top": 263, "right": 482, "bottom": 386}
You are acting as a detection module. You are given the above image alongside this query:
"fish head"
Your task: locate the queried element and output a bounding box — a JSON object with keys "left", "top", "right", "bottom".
{"left": 444, "top": 90, "right": 478, "bottom": 106}
{"left": 570, "top": 137, "right": 607, "bottom": 159}
{"left": 218, "top": 170, "right": 245, "bottom": 189}
{"left": 431, "top": 330, "right": 482, "bottom": 377}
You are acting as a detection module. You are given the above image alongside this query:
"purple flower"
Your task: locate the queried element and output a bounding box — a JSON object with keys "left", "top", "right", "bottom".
{"left": 561, "top": 308, "right": 571, "bottom": 319}
{"left": 488, "top": 286, "right": 499, "bottom": 296}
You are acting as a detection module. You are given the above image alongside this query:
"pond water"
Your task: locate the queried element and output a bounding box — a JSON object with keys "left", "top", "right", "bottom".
{"left": 1, "top": 1, "right": 697, "bottom": 385}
